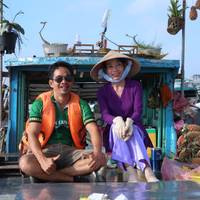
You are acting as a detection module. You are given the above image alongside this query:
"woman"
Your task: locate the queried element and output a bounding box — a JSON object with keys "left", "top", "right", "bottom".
{"left": 90, "top": 51, "right": 158, "bottom": 182}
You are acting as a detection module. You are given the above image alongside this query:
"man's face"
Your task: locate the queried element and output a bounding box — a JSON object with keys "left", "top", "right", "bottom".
{"left": 49, "top": 66, "right": 74, "bottom": 96}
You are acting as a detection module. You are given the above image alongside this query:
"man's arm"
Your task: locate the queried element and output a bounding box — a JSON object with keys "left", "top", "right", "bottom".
{"left": 27, "top": 122, "right": 43, "bottom": 158}
{"left": 86, "top": 122, "right": 102, "bottom": 153}
{"left": 85, "top": 122, "right": 106, "bottom": 169}
{"left": 27, "top": 122, "right": 59, "bottom": 174}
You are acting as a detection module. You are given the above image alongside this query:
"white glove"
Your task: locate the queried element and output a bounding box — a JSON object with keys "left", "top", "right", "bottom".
{"left": 112, "top": 116, "right": 126, "bottom": 139}
{"left": 123, "top": 118, "right": 134, "bottom": 141}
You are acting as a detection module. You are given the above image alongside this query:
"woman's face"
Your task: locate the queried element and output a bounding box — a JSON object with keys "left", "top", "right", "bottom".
{"left": 105, "top": 59, "right": 124, "bottom": 80}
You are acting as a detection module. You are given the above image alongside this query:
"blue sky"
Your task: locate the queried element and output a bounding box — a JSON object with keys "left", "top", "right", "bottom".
{"left": 3, "top": 0, "right": 200, "bottom": 78}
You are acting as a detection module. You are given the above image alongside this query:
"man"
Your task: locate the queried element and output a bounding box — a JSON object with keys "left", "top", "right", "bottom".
{"left": 19, "top": 61, "right": 106, "bottom": 182}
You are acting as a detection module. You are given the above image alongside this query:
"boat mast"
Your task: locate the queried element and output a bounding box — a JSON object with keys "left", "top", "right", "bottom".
{"left": 180, "top": 0, "right": 186, "bottom": 97}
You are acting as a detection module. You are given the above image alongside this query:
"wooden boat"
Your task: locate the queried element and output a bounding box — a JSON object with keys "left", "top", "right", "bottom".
{"left": 1, "top": 44, "right": 180, "bottom": 178}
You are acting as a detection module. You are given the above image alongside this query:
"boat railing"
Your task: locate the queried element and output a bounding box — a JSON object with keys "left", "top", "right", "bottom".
{"left": 73, "top": 43, "right": 97, "bottom": 55}
{"left": 117, "top": 45, "right": 138, "bottom": 55}
{"left": 72, "top": 43, "right": 138, "bottom": 56}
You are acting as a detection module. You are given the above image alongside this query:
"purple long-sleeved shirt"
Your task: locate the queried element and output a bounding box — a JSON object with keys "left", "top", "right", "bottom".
{"left": 97, "top": 79, "right": 153, "bottom": 148}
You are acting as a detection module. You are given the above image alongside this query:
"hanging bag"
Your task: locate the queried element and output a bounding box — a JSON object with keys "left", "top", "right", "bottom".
{"left": 147, "top": 78, "right": 161, "bottom": 109}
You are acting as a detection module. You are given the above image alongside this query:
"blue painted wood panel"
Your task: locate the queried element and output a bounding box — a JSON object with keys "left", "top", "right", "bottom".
{"left": 4, "top": 55, "right": 180, "bottom": 156}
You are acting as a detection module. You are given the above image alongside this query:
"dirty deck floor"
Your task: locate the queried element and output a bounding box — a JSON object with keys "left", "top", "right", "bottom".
{"left": 0, "top": 169, "right": 200, "bottom": 200}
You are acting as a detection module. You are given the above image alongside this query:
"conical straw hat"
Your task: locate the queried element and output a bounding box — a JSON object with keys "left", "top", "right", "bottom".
{"left": 90, "top": 50, "right": 140, "bottom": 81}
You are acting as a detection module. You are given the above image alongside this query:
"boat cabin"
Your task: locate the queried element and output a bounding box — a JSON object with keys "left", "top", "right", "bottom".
{"left": 4, "top": 47, "right": 179, "bottom": 159}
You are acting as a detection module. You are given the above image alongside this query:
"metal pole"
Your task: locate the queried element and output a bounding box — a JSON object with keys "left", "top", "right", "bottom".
{"left": 0, "top": 0, "right": 3, "bottom": 129}
{"left": 180, "top": 0, "right": 186, "bottom": 97}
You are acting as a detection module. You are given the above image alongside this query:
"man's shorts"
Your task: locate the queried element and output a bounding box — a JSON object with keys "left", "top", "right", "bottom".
{"left": 27, "top": 143, "right": 92, "bottom": 169}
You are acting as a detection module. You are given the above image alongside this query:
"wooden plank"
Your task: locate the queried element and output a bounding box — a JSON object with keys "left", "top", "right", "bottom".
{"left": 0, "top": 128, "right": 6, "bottom": 153}
{"left": 0, "top": 153, "right": 19, "bottom": 157}
{"left": 2, "top": 71, "right": 9, "bottom": 77}
{"left": 0, "top": 164, "right": 19, "bottom": 170}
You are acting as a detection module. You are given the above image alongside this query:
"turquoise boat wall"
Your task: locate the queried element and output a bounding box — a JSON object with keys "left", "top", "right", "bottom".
{"left": 5, "top": 56, "right": 179, "bottom": 71}
{"left": 5, "top": 55, "right": 180, "bottom": 158}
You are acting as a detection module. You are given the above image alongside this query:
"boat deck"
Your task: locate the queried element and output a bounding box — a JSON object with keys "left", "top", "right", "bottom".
{"left": 0, "top": 159, "right": 200, "bottom": 199}
{"left": 0, "top": 177, "right": 200, "bottom": 200}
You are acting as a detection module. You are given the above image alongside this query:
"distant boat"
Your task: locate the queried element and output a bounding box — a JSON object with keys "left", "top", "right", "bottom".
{"left": 174, "top": 78, "right": 198, "bottom": 98}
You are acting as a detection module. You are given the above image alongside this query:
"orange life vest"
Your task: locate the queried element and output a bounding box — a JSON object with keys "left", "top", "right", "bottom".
{"left": 19, "top": 91, "right": 86, "bottom": 153}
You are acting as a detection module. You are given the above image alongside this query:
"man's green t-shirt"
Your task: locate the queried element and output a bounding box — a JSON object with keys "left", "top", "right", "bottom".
{"left": 29, "top": 95, "right": 95, "bottom": 146}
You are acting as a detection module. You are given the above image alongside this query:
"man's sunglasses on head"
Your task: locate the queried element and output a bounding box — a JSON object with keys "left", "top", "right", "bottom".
{"left": 53, "top": 75, "right": 74, "bottom": 83}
